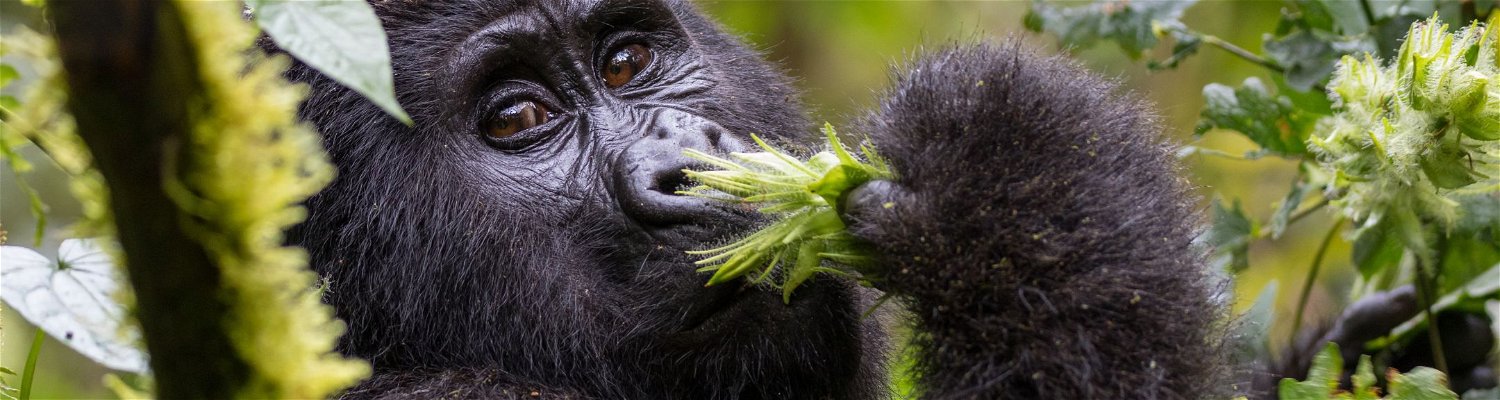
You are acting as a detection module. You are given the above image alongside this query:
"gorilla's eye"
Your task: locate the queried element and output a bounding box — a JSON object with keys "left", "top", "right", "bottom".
{"left": 602, "top": 43, "right": 653, "bottom": 88}
{"left": 485, "top": 101, "right": 552, "bottom": 139}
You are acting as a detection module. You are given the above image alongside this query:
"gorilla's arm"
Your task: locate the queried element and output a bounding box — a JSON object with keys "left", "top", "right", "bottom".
{"left": 843, "top": 44, "right": 1227, "bottom": 399}
{"left": 340, "top": 369, "right": 589, "bottom": 400}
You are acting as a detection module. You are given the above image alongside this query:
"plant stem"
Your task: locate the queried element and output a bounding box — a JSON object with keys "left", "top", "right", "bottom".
{"left": 1252, "top": 198, "right": 1329, "bottom": 240}
{"left": 1412, "top": 257, "right": 1450, "bottom": 374}
{"left": 1359, "top": 0, "right": 1378, "bottom": 28}
{"left": 1201, "top": 34, "right": 1285, "bottom": 73}
{"left": 1284, "top": 198, "right": 1329, "bottom": 230}
{"left": 1289, "top": 218, "right": 1344, "bottom": 344}
{"left": 19, "top": 328, "right": 42, "bottom": 400}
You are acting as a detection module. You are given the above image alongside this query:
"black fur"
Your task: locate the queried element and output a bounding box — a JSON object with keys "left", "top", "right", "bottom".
{"left": 274, "top": 1, "right": 1226, "bottom": 399}
{"left": 845, "top": 44, "right": 1228, "bottom": 398}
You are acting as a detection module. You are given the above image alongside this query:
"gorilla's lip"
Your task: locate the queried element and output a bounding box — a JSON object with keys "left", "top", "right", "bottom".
{"left": 679, "top": 283, "right": 757, "bottom": 332}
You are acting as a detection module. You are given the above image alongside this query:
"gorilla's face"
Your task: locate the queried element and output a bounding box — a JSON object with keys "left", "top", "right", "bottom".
{"left": 287, "top": 0, "right": 881, "bottom": 397}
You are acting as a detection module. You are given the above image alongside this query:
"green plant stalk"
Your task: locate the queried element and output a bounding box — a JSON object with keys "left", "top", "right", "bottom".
{"left": 1412, "top": 257, "right": 1450, "bottom": 374}
{"left": 1199, "top": 34, "right": 1286, "bottom": 74}
{"left": 18, "top": 328, "right": 41, "bottom": 400}
{"left": 0, "top": 133, "right": 48, "bottom": 247}
{"left": 1288, "top": 218, "right": 1344, "bottom": 344}
{"left": 682, "top": 123, "right": 891, "bottom": 302}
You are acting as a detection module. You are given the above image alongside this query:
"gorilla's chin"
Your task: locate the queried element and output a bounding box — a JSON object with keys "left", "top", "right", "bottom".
{"left": 618, "top": 269, "right": 879, "bottom": 399}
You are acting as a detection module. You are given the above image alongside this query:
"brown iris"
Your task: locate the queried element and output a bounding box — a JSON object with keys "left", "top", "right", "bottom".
{"left": 485, "top": 101, "right": 550, "bottom": 139}
{"left": 603, "top": 43, "right": 653, "bottom": 88}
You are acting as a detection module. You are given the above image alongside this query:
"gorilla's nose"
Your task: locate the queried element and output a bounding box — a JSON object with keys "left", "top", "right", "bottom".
{"left": 614, "top": 111, "right": 748, "bottom": 227}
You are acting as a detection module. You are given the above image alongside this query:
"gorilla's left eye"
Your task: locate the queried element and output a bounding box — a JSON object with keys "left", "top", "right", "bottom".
{"left": 602, "top": 43, "right": 653, "bottom": 88}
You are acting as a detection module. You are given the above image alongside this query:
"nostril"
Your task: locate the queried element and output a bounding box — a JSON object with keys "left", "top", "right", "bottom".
{"left": 616, "top": 152, "right": 728, "bottom": 226}
{"left": 650, "top": 166, "right": 694, "bottom": 195}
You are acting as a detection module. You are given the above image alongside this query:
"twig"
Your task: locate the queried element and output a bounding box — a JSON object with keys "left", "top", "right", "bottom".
{"left": 1284, "top": 198, "right": 1330, "bottom": 231}
{"left": 1201, "top": 34, "right": 1285, "bottom": 74}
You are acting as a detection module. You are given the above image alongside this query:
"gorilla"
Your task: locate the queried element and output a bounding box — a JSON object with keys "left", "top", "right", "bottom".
{"left": 273, "top": 0, "right": 1226, "bottom": 398}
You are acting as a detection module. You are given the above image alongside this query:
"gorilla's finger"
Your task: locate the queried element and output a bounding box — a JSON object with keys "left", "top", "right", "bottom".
{"left": 1323, "top": 285, "right": 1419, "bottom": 347}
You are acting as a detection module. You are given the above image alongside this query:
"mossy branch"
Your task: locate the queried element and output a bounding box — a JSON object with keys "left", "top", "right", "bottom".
{"left": 49, "top": 0, "right": 367, "bottom": 397}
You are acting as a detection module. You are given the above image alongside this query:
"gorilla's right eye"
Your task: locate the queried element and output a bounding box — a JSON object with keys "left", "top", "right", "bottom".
{"left": 485, "top": 100, "right": 552, "bottom": 139}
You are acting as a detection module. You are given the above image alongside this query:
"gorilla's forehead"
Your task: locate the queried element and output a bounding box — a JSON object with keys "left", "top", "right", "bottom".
{"left": 374, "top": 0, "right": 686, "bottom": 32}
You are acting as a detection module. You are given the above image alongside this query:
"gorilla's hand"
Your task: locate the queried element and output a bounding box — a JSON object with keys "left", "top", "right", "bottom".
{"left": 838, "top": 44, "right": 1227, "bottom": 399}
{"left": 1276, "top": 286, "right": 1496, "bottom": 394}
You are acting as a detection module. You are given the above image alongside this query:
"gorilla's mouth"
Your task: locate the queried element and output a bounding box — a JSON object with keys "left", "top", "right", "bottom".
{"left": 680, "top": 283, "right": 755, "bottom": 331}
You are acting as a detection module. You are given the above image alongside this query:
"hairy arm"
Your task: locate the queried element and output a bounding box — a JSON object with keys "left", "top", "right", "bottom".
{"left": 339, "top": 369, "right": 591, "bottom": 400}
{"left": 843, "top": 43, "right": 1227, "bottom": 399}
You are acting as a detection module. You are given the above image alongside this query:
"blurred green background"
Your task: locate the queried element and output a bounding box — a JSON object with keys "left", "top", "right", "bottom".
{"left": 1, "top": 1, "right": 1344, "bottom": 398}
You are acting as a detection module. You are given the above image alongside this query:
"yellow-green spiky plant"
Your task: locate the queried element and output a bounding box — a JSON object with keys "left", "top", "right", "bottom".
{"left": 1312, "top": 16, "right": 1500, "bottom": 260}
{"left": 681, "top": 123, "right": 893, "bottom": 302}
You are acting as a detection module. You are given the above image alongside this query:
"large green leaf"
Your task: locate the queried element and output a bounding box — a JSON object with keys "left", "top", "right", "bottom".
{"left": 0, "top": 65, "right": 17, "bottom": 89}
{"left": 1196, "top": 77, "right": 1318, "bottom": 157}
{"left": 1024, "top": 0, "right": 1196, "bottom": 58}
{"left": 1279, "top": 343, "right": 1342, "bottom": 400}
{"left": 1268, "top": 167, "right": 1314, "bottom": 239}
{"left": 249, "top": 0, "right": 412, "bottom": 125}
{"left": 1296, "top": 0, "right": 1371, "bottom": 36}
{"left": 1352, "top": 216, "right": 1405, "bottom": 280}
{"left": 1208, "top": 198, "right": 1254, "bottom": 272}
{"left": 1280, "top": 343, "right": 1459, "bottom": 399}
{"left": 1264, "top": 29, "right": 1373, "bottom": 91}
{"left": 1388, "top": 367, "right": 1459, "bottom": 400}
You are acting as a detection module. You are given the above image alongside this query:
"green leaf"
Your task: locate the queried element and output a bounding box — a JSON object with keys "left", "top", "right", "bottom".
{"left": 1147, "top": 29, "right": 1202, "bottom": 70}
{"left": 1196, "top": 77, "right": 1315, "bottom": 157}
{"left": 1234, "top": 281, "right": 1279, "bottom": 358}
{"left": 1264, "top": 28, "right": 1373, "bottom": 90}
{"left": 0, "top": 96, "right": 18, "bottom": 113}
{"left": 1351, "top": 355, "right": 1379, "bottom": 400}
{"left": 1437, "top": 234, "right": 1500, "bottom": 293}
{"left": 1025, "top": 0, "right": 1196, "bottom": 58}
{"left": 1278, "top": 343, "right": 1343, "bottom": 400}
{"left": 1418, "top": 138, "right": 1479, "bottom": 189}
{"left": 1272, "top": 68, "right": 1335, "bottom": 116}
{"left": 1388, "top": 367, "right": 1459, "bottom": 400}
{"left": 1301, "top": 0, "right": 1371, "bottom": 36}
{"left": 0, "top": 65, "right": 17, "bottom": 89}
{"left": 1352, "top": 217, "right": 1405, "bottom": 280}
{"left": 1208, "top": 198, "right": 1254, "bottom": 272}
{"left": 1268, "top": 168, "right": 1314, "bottom": 239}
{"left": 249, "top": 0, "right": 412, "bottom": 125}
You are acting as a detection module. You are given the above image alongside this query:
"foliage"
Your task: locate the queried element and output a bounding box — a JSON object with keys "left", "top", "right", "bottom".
{"left": 0, "top": 29, "right": 112, "bottom": 242}
{"left": 680, "top": 124, "right": 892, "bottom": 302}
{"left": 1023, "top": 0, "right": 1194, "bottom": 59}
{"left": 247, "top": 0, "right": 411, "bottom": 125}
{"left": 1280, "top": 343, "right": 1457, "bottom": 400}
{"left": 1027, "top": 0, "right": 1500, "bottom": 397}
